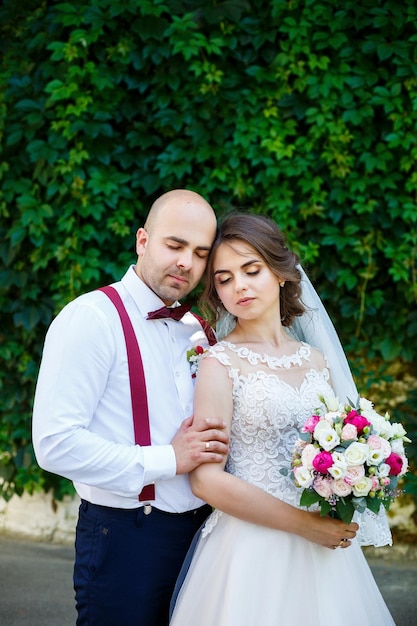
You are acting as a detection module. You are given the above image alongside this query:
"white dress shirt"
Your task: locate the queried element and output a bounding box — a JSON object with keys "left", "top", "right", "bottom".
{"left": 32, "top": 266, "right": 211, "bottom": 511}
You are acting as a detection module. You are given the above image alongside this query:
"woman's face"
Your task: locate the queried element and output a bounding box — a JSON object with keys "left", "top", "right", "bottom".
{"left": 212, "top": 240, "right": 281, "bottom": 320}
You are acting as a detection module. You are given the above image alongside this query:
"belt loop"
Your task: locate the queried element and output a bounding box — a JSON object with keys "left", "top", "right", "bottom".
{"left": 81, "top": 499, "right": 89, "bottom": 513}
{"left": 136, "top": 507, "right": 144, "bottom": 528}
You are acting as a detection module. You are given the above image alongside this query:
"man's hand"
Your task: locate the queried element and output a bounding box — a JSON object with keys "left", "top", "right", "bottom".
{"left": 172, "top": 416, "right": 229, "bottom": 475}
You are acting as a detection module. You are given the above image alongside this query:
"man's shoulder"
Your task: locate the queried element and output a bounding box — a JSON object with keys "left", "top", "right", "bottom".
{"left": 53, "top": 282, "right": 124, "bottom": 323}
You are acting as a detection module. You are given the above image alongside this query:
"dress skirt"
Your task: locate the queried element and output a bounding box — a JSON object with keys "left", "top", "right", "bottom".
{"left": 170, "top": 511, "right": 395, "bottom": 626}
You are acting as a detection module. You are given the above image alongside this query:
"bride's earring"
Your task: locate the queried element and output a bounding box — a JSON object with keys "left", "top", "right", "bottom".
{"left": 279, "top": 281, "right": 285, "bottom": 288}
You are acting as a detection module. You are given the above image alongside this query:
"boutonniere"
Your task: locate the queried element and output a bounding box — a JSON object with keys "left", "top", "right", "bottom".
{"left": 186, "top": 345, "right": 207, "bottom": 378}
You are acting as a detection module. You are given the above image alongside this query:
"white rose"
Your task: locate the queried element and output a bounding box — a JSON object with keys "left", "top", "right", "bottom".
{"left": 317, "top": 428, "right": 340, "bottom": 452}
{"left": 352, "top": 476, "right": 373, "bottom": 497}
{"left": 344, "top": 442, "right": 369, "bottom": 466}
{"left": 294, "top": 466, "right": 314, "bottom": 488}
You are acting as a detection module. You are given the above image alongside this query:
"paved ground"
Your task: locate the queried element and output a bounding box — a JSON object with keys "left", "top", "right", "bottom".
{"left": 0, "top": 534, "right": 415, "bottom": 625}
{"left": 0, "top": 536, "right": 75, "bottom": 625}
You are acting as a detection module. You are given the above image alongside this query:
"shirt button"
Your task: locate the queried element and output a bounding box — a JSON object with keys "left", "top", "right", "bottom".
{"left": 175, "top": 371, "right": 180, "bottom": 377}
{"left": 185, "top": 405, "right": 191, "bottom": 412}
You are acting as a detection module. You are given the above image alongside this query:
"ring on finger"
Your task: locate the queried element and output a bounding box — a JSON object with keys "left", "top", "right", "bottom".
{"left": 205, "top": 441, "right": 210, "bottom": 451}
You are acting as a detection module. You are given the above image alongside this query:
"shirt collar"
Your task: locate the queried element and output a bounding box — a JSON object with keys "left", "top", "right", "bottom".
{"left": 121, "top": 265, "right": 181, "bottom": 319}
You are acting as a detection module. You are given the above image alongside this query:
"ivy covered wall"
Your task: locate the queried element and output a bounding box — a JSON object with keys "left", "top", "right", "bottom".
{"left": 1, "top": 0, "right": 416, "bottom": 500}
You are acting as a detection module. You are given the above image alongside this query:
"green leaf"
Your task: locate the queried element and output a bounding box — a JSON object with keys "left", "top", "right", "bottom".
{"left": 319, "top": 500, "right": 332, "bottom": 517}
{"left": 335, "top": 498, "right": 355, "bottom": 524}
{"left": 366, "top": 497, "right": 384, "bottom": 515}
{"left": 300, "top": 489, "right": 322, "bottom": 508}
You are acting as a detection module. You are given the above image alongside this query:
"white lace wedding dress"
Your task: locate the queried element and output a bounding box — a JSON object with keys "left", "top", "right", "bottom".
{"left": 170, "top": 341, "right": 395, "bottom": 626}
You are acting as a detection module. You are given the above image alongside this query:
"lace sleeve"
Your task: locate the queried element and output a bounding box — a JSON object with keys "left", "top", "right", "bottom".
{"left": 206, "top": 343, "right": 232, "bottom": 367}
{"left": 354, "top": 505, "right": 393, "bottom": 547}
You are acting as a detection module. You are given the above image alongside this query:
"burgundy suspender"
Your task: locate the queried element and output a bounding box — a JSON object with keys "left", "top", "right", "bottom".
{"left": 98, "top": 286, "right": 155, "bottom": 502}
{"left": 98, "top": 285, "right": 217, "bottom": 503}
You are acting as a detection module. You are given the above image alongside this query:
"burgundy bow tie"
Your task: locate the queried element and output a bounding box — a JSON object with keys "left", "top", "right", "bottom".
{"left": 146, "top": 304, "right": 191, "bottom": 321}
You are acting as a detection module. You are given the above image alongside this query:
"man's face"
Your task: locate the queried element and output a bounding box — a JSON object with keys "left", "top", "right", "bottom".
{"left": 135, "top": 201, "right": 216, "bottom": 304}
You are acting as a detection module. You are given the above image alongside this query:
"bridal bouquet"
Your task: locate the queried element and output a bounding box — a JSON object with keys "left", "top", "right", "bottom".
{"left": 288, "top": 394, "right": 410, "bottom": 524}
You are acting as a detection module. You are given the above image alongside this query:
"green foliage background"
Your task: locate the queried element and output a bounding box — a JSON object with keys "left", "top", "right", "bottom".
{"left": 1, "top": 0, "right": 416, "bottom": 502}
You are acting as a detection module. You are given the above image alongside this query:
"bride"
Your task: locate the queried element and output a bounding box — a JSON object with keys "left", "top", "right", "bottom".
{"left": 170, "top": 213, "right": 395, "bottom": 626}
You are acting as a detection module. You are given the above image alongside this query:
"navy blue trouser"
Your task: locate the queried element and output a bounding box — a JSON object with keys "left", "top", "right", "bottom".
{"left": 74, "top": 500, "right": 211, "bottom": 626}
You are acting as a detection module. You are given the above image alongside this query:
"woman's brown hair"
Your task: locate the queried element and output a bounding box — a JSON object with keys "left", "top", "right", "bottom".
{"left": 199, "top": 212, "right": 305, "bottom": 327}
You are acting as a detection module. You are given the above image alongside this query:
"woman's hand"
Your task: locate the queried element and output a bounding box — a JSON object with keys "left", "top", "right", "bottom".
{"left": 301, "top": 511, "right": 359, "bottom": 550}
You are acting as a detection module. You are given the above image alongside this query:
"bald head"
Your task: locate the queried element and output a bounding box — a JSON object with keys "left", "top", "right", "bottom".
{"left": 144, "top": 189, "right": 215, "bottom": 233}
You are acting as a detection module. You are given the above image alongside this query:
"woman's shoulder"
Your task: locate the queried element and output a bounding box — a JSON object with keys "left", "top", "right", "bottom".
{"left": 206, "top": 341, "right": 234, "bottom": 363}
{"left": 308, "top": 344, "right": 328, "bottom": 369}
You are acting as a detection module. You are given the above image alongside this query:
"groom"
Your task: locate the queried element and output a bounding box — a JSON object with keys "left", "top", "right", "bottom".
{"left": 32, "top": 189, "right": 229, "bottom": 626}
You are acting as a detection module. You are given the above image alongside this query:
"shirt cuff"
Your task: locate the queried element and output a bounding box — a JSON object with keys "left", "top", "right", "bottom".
{"left": 141, "top": 444, "right": 177, "bottom": 486}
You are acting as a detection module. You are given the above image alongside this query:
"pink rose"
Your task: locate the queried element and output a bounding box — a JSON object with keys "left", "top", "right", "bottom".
{"left": 380, "top": 438, "right": 392, "bottom": 458}
{"left": 344, "top": 410, "right": 371, "bottom": 434}
{"left": 345, "top": 465, "right": 365, "bottom": 485}
{"left": 367, "top": 435, "right": 391, "bottom": 459}
{"left": 385, "top": 452, "right": 404, "bottom": 476}
{"left": 314, "top": 476, "right": 334, "bottom": 499}
{"left": 371, "top": 477, "right": 380, "bottom": 491}
{"left": 367, "top": 434, "right": 382, "bottom": 449}
{"left": 301, "top": 444, "right": 319, "bottom": 470}
{"left": 302, "top": 414, "right": 321, "bottom": 433}
{"left": 341, "top": 423, "right": 358, "bottom": 441}
{"left": 312, "top": 451, "right": 333, "bottom": 474}
{"left": 332, "top": 479, "right": 352, "bottom": 497}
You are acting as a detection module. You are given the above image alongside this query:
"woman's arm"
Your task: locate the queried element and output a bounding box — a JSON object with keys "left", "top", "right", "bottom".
{"left": 190, "top": 355, "right": 358, "bottom": 549}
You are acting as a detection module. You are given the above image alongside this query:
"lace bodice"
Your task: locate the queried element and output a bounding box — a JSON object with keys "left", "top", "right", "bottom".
{"left": 208, "top": 341, "right": 332, "bottom": 507}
